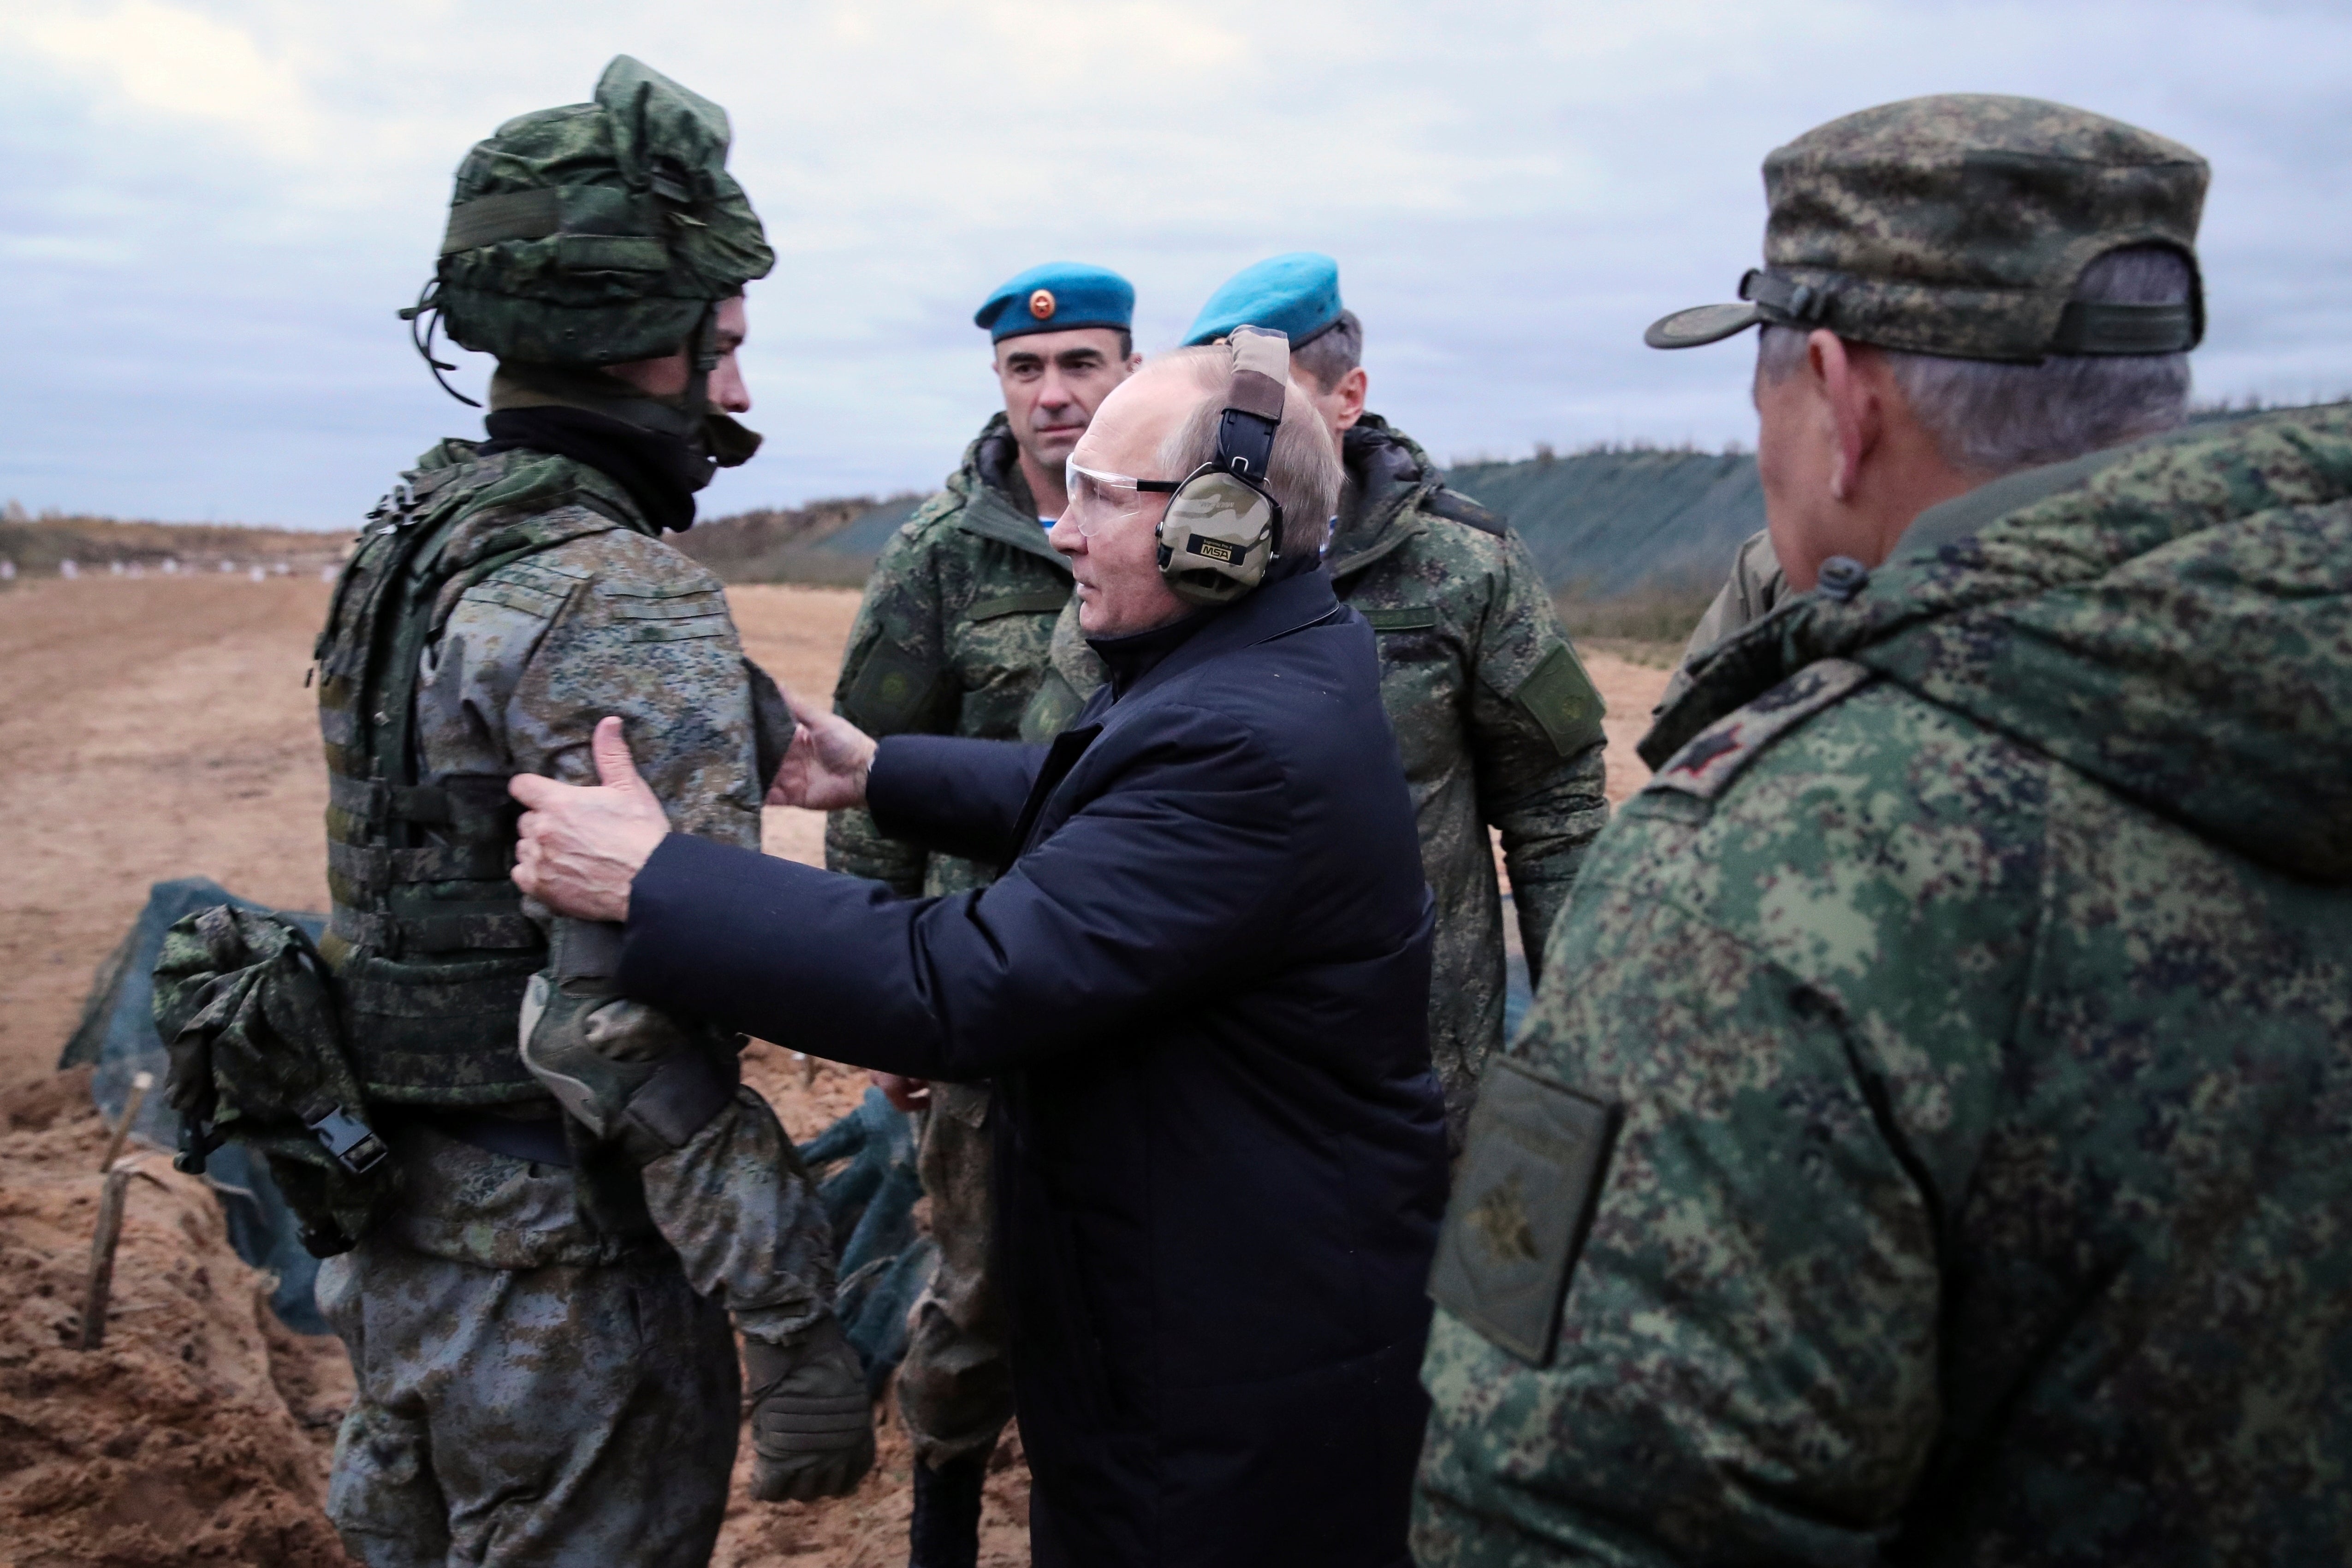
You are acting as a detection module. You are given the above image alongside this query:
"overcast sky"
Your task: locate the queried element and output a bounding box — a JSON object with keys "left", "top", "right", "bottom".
{"left": 4, "top": 0, "right": 2347, "bottom": 529}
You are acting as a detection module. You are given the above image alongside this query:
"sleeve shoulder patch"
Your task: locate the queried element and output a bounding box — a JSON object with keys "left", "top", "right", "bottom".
{"left": 1646, "top": 658, "right": 1875, "bottom": 802}
{"left": 1514, "top": 643, "right": 1606, "bottom": 757}
{"left": 1429, "top": 1058, "right": 1621, "bottom": 1366}
{"left": 1423, "top": 487, "right": 1506, "bottom": 535}
{"left": 841, "top": 640, "right": 941, "bottom": 735}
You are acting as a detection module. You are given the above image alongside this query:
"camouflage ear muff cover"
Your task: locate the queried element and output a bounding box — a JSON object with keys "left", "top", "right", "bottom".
{"left": 1155, "top": 326, "right": 1289, "bottom": 607}
{"left": 416, "top": 56, "right": 775, "bottom": 372}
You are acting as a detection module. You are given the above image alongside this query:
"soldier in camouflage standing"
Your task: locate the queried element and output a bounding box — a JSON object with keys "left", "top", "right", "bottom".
{"left": 1033, "top": 252, "right": 1611, "bottom": 1144}
{"left": 1418, "top": 96, "right": 2352, "bottom": 1564}
{"left": 309, "top": 59, "right": 867, "bottom": 1567}
{"left": 826, "top": 261, "right": 1139, "bottom": 1568}
{"left": 1649, "top": 525, "right": 1783, "bottom": 719}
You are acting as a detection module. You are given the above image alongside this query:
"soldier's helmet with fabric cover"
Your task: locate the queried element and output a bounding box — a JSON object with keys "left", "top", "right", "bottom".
{"left": 1645, "top": 95, "right": 2209, "bottom": 363}
{"left": 428, "top": 56, "right": 773, "bottom": 369}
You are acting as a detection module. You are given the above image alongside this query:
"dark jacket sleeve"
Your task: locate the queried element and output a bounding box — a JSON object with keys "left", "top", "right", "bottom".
{"left": 866, "top": 734, "right": 1048, "bottom": 868}
{"left": 618, "top": 703, "right": 1290, "bottom": 1078}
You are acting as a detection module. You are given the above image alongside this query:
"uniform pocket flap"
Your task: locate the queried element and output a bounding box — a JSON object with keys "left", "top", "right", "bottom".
{"left": 1364, "top": 605, "right": 1438, "bottom": 632}
{"left": 966, "top": 590, "right": 1069, "bottom": 622}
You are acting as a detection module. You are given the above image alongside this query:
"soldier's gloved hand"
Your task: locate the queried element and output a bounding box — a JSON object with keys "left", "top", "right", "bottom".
{"left": 743, "top": 1315, "right": 875, "bottom": 1502}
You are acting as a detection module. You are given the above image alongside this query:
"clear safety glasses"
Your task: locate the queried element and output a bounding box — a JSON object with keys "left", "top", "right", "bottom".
{"left": 1064, "top": 460, "right": 1178, "bottom": 537}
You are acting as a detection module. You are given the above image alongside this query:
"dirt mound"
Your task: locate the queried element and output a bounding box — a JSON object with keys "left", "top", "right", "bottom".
{"left": 0, "top": 1067, "right": 353, "bottom": 1567}
{"left": 0, "top": 1048, "right": 1029, "bottom": 1568}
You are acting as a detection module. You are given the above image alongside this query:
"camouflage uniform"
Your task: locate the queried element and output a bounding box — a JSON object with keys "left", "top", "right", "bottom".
{"left": 1651, "top": 526, "right": 1783, "bottom": 719}
{"left": 317, "top": 442, "right": 837, "bottom": 1565}
{"left": 1413, "top": 98, "right": 2352, "bottom": 1566}
{"left": 827, "top": 412, "right": 1070, "bottom": 1468}
{"left": 1415, "top": 403, "right": 2352, "bottom": 1566}
{"left": 315, "top": 59, "right": 860, "bottom": 1565}
{"left": 1032, "top": 414, "right": 1610, "bottom": 1144}
{"left": 828, "top": 413, "right": 1070, "bottom": 898}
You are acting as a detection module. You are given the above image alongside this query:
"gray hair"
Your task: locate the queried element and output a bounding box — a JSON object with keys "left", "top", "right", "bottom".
{"left": 1291, "top": 309, "right": 1364, "bottom": 395}
{"left": 1154, "top": 346, "right": 1342, "bottom": 557}
{"left": 1758, "top": 245, "right": 2195, "bottom": 474}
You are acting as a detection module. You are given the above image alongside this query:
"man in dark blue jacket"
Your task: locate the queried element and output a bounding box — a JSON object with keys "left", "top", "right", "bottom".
{"left": 511, "top": 336, "right": 1450, "bottom": 1568}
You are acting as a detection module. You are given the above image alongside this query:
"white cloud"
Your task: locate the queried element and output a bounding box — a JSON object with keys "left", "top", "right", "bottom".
{"left": 0, "top": 0, "right": 2347, "bottom": 524}
{"left": 10, "top": 0, "right": 322, "bottom": 153}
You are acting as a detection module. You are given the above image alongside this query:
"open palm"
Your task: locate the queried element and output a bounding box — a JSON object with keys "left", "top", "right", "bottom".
{"left": 768, "top": 689, "right": 878, "bottom": 811}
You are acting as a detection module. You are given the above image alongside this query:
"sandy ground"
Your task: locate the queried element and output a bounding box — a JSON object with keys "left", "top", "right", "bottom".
{"left": 0, "top": 1067, "right": 354, "bottom": 1567}
{"left": 0, "top": 574, "right": 1670, "bottom": 1566}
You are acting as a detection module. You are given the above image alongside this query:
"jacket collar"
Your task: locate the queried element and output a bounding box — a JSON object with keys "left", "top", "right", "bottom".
{"left": 950, "top": 413, "right": 1069, "bottom": 571}
{"left": 1635, "top": 419, "right": 2215, "bottom": 773}
{"left": 1325, "top": 413, "right": 1437, "bottom": 582}
{"left": 1086, "top": 556, "right": 1342, "bottom": 707}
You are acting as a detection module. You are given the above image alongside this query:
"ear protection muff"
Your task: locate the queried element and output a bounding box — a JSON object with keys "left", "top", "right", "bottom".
{"left": 1148, "top": 325, "right": 1289, "bottom": 606}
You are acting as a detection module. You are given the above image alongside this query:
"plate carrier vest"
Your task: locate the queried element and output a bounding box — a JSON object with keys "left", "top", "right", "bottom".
{"left": 313, "top": 439, "right": 648, "bottom": 1107}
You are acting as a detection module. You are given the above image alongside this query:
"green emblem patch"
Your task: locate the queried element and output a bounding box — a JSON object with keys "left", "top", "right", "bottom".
{"left": 843, "top": 642, "right": 939, "bottom": 735}
{"left": 1428, "top": 1058, "right": 1620, "bottom": 1366}
{"left": 1514, "top": 643, "right": 1605, "bottom": 757}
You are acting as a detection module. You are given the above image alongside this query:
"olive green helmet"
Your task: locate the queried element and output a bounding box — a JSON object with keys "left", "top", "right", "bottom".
{"left": 409, "top": 56, "right": 773, "bottom": 389}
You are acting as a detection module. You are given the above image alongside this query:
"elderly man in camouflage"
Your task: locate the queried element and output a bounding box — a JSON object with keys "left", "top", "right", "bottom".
{"left": 1033, "top": 252, "right": 1611, "bottom": 1143}
{"left": 826, "top": 261, "right": 1140, "bottom": 1566}
{"left": 309, "top": 60, "right": 867, "bottom": 1567}
{"left": 1414, "top": 93, "right": 2352, "bottom": 1565}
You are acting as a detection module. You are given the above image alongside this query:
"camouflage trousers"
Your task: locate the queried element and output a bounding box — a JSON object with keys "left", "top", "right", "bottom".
{"left": 895, "top": 1080, "right": 1014, "bottom": 1467}
{"left": 316, "top": 1089, "right": 837, "bottom": 1565}
{"left": 317, "top": 1238, "right": 738, "bottom": 1568}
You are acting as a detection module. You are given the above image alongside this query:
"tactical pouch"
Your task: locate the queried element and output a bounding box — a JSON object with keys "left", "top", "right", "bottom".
{"left": 154, "top": 905, "right": 403, "bottom": 1257}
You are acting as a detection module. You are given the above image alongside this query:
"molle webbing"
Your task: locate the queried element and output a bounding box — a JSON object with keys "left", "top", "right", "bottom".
{"left": 315, "top": 447, "right": 639, "bottom": 1105}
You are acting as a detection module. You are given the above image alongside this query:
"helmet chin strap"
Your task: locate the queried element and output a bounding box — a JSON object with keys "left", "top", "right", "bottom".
{"left": 684, "top": 301, "right": 719, "bottom": 422}
{"left": 487, "top": 298, "right": 762, "bottom": 479}
{"left": 674, "top": 299, "right": 763, "bottom": 469}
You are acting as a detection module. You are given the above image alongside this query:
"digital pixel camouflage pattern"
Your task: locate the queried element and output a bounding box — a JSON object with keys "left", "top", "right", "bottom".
{"left": 317, "top": 1229, "right": 738, "bottom": 1568}
{"left": 1648, "top": 95, "right": 2208, "bottom": 362}
{"left": 827, "top": 412, "right": 1072, "bottom": 898}
{"left": 1650, "top": 526, "right": 1784, "bottom": 722}
{"left": 434, "top": 56, "right": 774, "bottom": 369}
{"left": 893, "top": 1077, "right": 1013, "bottom": 1467}
{"left": 827, "top": 412, "right": 1070, "bottom": 1464}
{"left": 1028, "top": 413, "right": 1610, "bottom": 1146}
{"left": 321, "top": 440, "right": 837, "bottom": 1555}
{"left": 1415, "top": 404, "right": 2352, "bottom": 1565}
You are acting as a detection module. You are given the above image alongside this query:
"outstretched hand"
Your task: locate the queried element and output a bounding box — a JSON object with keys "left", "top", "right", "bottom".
{"left": 512, "top": 717, "right": 670, "bottom": 922}
{"left": 768, "top": 688, "right": 879, "bottom": 812}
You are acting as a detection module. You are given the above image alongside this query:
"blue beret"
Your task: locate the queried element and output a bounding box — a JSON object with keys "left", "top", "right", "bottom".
{"left": 1184, "top": 252, "right": 1342, "bottom": 347}
{"left": 974, "top": 261, "right": 1134, "bottom": 342}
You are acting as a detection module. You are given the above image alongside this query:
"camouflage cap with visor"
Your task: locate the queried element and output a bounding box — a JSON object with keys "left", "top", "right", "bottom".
{"left": 1645, "top": 95, "right": 2209, "bottom": 363}
{"left": 422, "top": 56, "right": 774, "bottom": 372}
